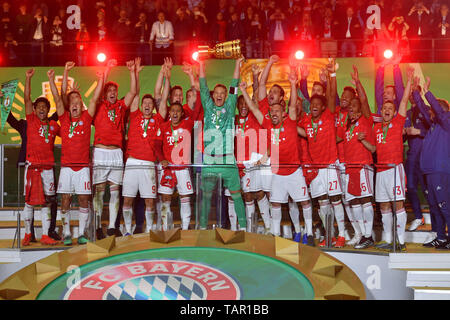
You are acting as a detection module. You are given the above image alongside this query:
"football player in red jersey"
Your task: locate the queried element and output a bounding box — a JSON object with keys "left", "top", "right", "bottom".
{"left": 156, "top": 99, "right": 201, "bottom": 231}
{"left": 224, "top": 94, "right": 271, "bottom": 233}
{"left": 337, "top": 65, "right": 378, "bottom": 249}
{"left": 92, "top": 59, "right": 137, "bottom": 239}
{"left": 373, "top": 68, "right": 413, "bottom": 252}
{"left": 47, "top": 64, "right": 104, "bottom": 245}
{"left": 22, "top": 68, "right": 60, "bottom": 246}
{"left": 297, "top": 60, "right": 348, "bottom": 248}
{"left": 243, "top": 70, "right": 313, "bottom": 243}
{"left": 122, "top": 58, "right": 169, "bottom": 235}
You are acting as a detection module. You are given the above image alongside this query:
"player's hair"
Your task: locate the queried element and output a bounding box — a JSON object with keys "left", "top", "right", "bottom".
{"left": 67, "top": 90, "right": 82, "bottom": 101}
{"left": 271, "top": 84, "right": 285, "bottom": 99}
{"left": 170, "top": 85, "right": 183, "bottom": 97}
{"left": 103, "top": 81, "right": 119, "bottom": 96}
{"left": 343, "top": 86, "right": 357, "bottom": 96}
{"left": 310, "top": 94, "right": 327, "bottom": 106}
{"left": 186, "top": 88, "right": 195, "bottom": 99}
{"left": 170, "top": 102, "right": 184, "bottom": 112}
{"left": 33, "top": 97, "right": 50, "bottom": 110}
{"left": 269, "top": 103, "right": 284, "bottom": 111}
{"left": 312, "top": 81, "right": 325, "bottom": 92}
{"left": 436, "top": 98, "right": 450, "bottom": 112}
{"left": 237, "top": 95, "right": 246, "bottom": 108}
{"left": 214, "top": 84, "right": 227, "bottom": 92}
{"left": 385, "top": 85, "right": 396, "bottom": 95}
{"left": 382, "top": 99, "right": 395, "bottom": 107}
{"left": 142, "top": 94, "right": 155, "bottom": 105}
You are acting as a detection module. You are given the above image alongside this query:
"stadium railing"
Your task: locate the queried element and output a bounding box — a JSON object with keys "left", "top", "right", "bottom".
{"left": 2, "top": 38, "right": 450, "bottom": 67}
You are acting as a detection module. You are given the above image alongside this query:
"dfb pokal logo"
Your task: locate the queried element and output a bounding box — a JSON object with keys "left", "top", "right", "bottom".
{"left": 63, "top": 260, "right": 242, "bottom": 300}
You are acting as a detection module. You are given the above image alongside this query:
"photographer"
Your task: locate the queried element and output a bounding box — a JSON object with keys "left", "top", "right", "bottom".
{"left": 388, "top": 16, "right": 411, "bottom": 57}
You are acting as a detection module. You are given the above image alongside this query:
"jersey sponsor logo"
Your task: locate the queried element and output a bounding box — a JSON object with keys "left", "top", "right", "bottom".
{"left": 63, "top": 260, "right": 241, "bottom": 300}
{"left": 376, "top": 132, "right": 383, "bottom": 144}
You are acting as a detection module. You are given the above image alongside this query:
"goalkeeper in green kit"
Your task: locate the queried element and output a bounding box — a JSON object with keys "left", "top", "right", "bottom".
{"left": 198, "top": 55, "right": 247, "bottom": 230}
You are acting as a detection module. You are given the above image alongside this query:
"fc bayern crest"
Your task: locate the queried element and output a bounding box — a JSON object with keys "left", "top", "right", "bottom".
{"left": 63, "top": 260, "right": 242, "bottom": 300}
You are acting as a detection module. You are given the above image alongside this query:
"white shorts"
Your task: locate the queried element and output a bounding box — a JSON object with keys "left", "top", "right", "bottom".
{"left": 92, "top": 148, "right": 124, "bottom": 185}
{"left": 270, "top": 168, "right": 310, "bottom": 203}
{"left": 24, "top": 165, "right": 56, "bottom": 196}
{"left": 344, "top": 166, "right": 374, "bottom": 202}
{"left": 157, "top": 166, "right": 194, "bottom": 196}
{"left": 375, "top": 164, "right": 406, "bottom": 203}
{"left": 57, "top": 167, "right": 91, "bottom": 195}
{"left": 258, "top": 164, "right": 273, "bottom": 193}
{"left": 122, "top": 157, "right": 157, "bottom": 198}
{"left": 310, "top": 163, "right": 343, "bottom": 199}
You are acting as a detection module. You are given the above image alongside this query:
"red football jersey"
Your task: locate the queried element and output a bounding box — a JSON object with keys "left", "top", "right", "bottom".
{"left": 182, "top": 90, "right": 203, "bottom": 121}
{"left": 59, "top": 110, "right": 93, "bottom": 171}
{"left": 158, "top": 118, "right": 195, "bottom": 170}
{"left": 342, "top": 116, "right": 374, "bottom": 166}
{"left": 335, "top": 107, "right": 348, "bottom": 163}
{"left": 126, "top": 110, "right": 164, "bottom": 162}
{"left": 93, "top": 99, "right": 128, "bottom": 148}
{"left": 373, "top": 114, "right": 406, "bottom": 172}
{"left": 26, "top": 113, "right": 59, "bottom": 168}
{"left": 300, "top": 108, "right": 338, "bottom": 166}
{"left": 262, "top": 116, "right": 300, "bottom": 175}
{"left": 234, "top": 113, "right": 263, "bottom": 163}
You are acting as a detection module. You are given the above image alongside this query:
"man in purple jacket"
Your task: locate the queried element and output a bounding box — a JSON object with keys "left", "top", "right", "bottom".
{"left": 412, "top": 76, "right": 450, "bottom": 249}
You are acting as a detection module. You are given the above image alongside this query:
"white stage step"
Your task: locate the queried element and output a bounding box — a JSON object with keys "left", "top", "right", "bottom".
{"left": 414, "top": 289, "right": 450, "bottom": 300}
{"left": 389, "top": 253, "right": 450, "bottom": 300}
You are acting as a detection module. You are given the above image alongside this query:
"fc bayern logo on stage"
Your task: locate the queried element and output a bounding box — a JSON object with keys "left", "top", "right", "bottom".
{"left": 63, "top": 260, "right": 242, "bottom": 300}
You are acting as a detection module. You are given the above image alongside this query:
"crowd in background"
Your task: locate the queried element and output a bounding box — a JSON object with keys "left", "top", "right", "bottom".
{"left": 1, "top": 0, "right": 450, "bottom": 66}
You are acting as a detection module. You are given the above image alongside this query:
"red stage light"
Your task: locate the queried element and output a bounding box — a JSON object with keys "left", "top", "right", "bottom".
{"left": 383, "top": 49, "right": 393, "bottom": 59}
{"left": 192, "top": 51, "right": 199, "bottom": 62}
{"left": 97, "top": 53, "right": 107, "bottom": 63}
{"left": 295, "top": 50, "right": 305, "bottom": 60}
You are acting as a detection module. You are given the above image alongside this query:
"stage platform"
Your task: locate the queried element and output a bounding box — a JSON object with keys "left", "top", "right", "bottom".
{"left": 0, "top": 230, "right": 368, "bottom": 300}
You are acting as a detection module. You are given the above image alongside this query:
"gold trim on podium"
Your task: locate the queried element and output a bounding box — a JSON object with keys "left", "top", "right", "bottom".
{"left": 0, "top": 230, "right": 366, "bottom": 300}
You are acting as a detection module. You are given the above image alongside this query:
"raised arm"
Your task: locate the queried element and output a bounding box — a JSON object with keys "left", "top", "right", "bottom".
{"left": 398, "top": 67, "right": 413, "bottom": 118}
{"left": 154, "top": 58, "right": 172, "bottom": 100}
{"left": 182, "top": 62, "right": 199, "bottom": 94}
{"left": 130, "top": 57, "right": 143, "bottom": 113}
{"left": 251, "top": 64, "right": 261, "bottom": 101}
{"left": 423, "top": 77, "right": 450, "bottom": 131}
{"left": 299, "top": 64, "right": 310, "bottom": 102}
{"left": 240, "top": 82, "right": 264, "bottom": 125}
{"left": 351, "top": 64, "right": 371, "bottom": 119}
{"left": 258, "top": 55, "right": 279, "bottom": 102}
{"left": 233, "top": 55, "right": 244, "bottom": 80}
{"left": 24, "top": 68, "right": 35, "bottom": 115}
{"left": 288, "top": 69, "right": 297, "bottom": 121}
{"left": 123, "top": 59, "right": 137, "bottom": 107}
{"left": 392, "top": 55, "right": 404, "bottom": 111}
{"left": 62, "top": 61, "right": 75, "bottom": 108}
{"left": 327, "top": 59, "right": 337, "bottom": 114}
{"left": 375, "top": 63, "right": 386, "bottom": 114}
{"left": 411, "top": 77, "right": 432, "bottom": 126}
{"left": 88, "top": 70, "right": 105, "bottom": 117}
{"left": 47, "top": 69, "right": 65, "bottom": 116}
{"left": 198, "top": 59, "right": 214, "bottom": 110}
{"left": 227, "top": 56, "right": 245, "bottom": 113}
{"left": 159, "top": 65, "right": 171, "bottom": 119}
{"left": 103, "top": 59, "right": 117, "bottom": 90}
